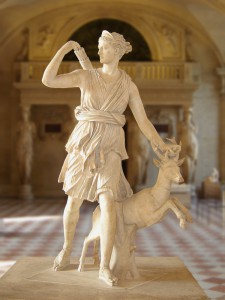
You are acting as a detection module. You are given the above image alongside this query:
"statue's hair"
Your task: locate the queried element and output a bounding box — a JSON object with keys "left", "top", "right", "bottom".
{"left": 99, "top": 30, "right": 132, "bottom": 59}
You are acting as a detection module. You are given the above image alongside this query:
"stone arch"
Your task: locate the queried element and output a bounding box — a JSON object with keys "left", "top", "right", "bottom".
{"left": 51, "top": 14, "right": 161, "bottom": 61}
{"left": 64, "top": 18, "right": 151, "bottom": 61}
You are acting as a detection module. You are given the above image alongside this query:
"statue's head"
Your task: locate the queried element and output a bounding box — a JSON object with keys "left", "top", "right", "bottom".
{"left": 98, "top": 30, "right": 132, "bottom": 61}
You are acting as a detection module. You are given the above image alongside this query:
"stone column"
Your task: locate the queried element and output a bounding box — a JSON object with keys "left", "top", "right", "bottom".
{"left": 217, "top": 68, "right": 225, "bottom": 182}
{"left": 17, "top": 104, "right": 35, "bottom": 200}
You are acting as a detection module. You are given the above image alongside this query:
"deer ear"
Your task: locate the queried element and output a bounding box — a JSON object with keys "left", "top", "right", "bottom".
{"left": 153, "top": 158, "right": 161, "bottom": 168}
{"left": 177, "top": 157, "right": 185, "bottom": 166}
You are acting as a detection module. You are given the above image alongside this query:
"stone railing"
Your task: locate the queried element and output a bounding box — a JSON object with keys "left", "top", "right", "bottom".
{"left": 14, "top": 61, "right": 200, "bottom": 84}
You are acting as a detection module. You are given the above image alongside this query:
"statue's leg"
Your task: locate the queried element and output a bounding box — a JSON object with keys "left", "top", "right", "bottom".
{"left": 53, "top": 196, "right": 83, "bottom": 271}
{"left": 98, "top": 191, "right": 118, "bottom": 286}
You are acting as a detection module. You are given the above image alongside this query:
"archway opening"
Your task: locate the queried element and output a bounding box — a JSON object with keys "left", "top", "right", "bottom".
{"left": 64, "top": 18, "right": 151, "bottom": 61}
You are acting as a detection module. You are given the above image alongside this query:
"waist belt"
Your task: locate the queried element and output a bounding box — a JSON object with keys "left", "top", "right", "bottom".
{"left": 75, "top": 106, "right": 126, "bottom": 127}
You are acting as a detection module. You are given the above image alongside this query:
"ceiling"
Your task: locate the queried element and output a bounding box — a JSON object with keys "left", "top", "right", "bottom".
{"left": 1, "top": 0, "right": 225, "bottom": 63}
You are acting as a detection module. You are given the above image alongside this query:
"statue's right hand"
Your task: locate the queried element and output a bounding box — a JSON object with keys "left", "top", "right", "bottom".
{"left": 61, "top": 41, "right": 81, "bottom": 53}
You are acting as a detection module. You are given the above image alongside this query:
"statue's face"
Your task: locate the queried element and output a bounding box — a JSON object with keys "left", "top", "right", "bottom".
{"left": 98, "top": 40, "right": 118, "bottom": 64}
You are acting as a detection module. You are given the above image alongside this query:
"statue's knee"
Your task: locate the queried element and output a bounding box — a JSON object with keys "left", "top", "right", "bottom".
{"left": 66, "top": 196, "right": 83, "bottom": 211}
{"left": 99, "top": 191, "right": 115, "bottom": 212}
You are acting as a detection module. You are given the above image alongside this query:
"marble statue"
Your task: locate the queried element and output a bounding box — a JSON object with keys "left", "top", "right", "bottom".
{"left": 42, "top": 30, "right": 191, "bottom": 286}
{"left": 78, "top": 140, "right": 192, "bottom": 280}
{"left": 179, "top": 107, "right": 199, "bottom": 184}
{"left": 203, "top": 167, "right": 221, "bottom": 199}
{"left": 208, "top": 168, "right": 219, "bottom": 183}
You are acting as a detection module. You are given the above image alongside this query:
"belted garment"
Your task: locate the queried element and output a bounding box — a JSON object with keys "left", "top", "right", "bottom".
{"left": 58, "top": 69, "right": 133, "bottom": 201}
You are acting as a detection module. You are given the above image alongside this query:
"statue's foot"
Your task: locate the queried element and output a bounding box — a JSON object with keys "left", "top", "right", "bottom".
{"left": 99, "top": 267, "right": 118, "bottom": 286}
{"left": 77, "top": 263, "right": 84, "bottom": 272}
{"left": 53, "top": 248, "right": 70, "bottom": 271}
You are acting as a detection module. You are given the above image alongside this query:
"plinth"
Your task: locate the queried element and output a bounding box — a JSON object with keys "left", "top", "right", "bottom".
{"left": 0, "top": 257, "right": 208, "bottom": 300}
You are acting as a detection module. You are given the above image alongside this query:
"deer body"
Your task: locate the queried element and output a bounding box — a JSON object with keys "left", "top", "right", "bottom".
{"left": 123, "top": 160, "right": 185, "bottom": 229}
{"left": 78, "top": 144, "right": 192, "bottom": 278}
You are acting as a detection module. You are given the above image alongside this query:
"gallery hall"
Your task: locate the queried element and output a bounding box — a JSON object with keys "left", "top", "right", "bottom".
{"left": 0, "top": 0, "right": 224, "bottom": 299}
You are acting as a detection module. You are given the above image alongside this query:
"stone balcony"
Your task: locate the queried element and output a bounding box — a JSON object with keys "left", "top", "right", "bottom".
{"left": 14, "top": 61, "right": 201, "bottom": 86}
{"left": 14, "top": 61, "right": 200, "bottom": 108}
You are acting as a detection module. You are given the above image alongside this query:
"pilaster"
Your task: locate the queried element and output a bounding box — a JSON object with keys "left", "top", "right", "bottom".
{"left": 217, "top": 67, "right": 225, "bottom": 182}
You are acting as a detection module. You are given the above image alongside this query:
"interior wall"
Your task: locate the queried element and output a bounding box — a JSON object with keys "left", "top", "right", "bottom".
{"left": 0, "top": 1, "right": 222, "bottom": 197}
{"left": 191, "top": 35, "right": 220, "bottom": 189}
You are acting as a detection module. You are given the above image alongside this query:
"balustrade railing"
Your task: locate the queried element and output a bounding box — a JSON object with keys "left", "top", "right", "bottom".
{"left": 15, "top": 61, "right": 200, "bottom": 84}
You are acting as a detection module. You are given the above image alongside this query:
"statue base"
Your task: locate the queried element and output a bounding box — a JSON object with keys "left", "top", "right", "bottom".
{"left": 0, "top": 257, "right": 208, "bottom": 300}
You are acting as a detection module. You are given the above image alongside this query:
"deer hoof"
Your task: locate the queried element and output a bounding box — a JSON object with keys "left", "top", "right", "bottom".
{"left": 187, "top": 213, "right": 193, "bottom": 223}
{"left": 180, "top": 219, "right": 187, "bottom": 229}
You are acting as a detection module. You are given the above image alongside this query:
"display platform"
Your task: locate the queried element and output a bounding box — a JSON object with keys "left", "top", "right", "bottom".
{"left": 0, "top": 257, "right": 208, "bottom": 300}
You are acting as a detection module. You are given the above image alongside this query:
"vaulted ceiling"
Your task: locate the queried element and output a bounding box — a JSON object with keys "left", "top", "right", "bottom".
{"left": 0, "top": 0, "right": 225, "bottom": 63}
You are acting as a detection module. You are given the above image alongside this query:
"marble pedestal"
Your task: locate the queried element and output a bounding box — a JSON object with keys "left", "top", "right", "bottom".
{"left": 0, "top": 257, "right": 208, "bottom": 300}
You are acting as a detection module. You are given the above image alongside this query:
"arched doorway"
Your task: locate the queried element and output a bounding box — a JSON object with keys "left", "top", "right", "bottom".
{"left": 64, "top": 18, "right": 151, "bottom": 61}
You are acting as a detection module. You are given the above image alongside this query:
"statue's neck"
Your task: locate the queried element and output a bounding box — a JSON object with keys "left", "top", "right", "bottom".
{"left": 101, "top": 60, "right": 119, "bottom": 76}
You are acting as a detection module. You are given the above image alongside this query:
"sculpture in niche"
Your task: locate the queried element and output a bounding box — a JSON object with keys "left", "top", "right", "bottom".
{"left": 208, "top": 168, "right": 219, "bottom": 183}
{"left": 37, "top": 25, "right": 54, "bottom": 51}
{"left": 16, "top": 105, "right": 36, "bottom": 185}
{"left": 128, "top": 119, "right": 151, "bottom": 190}
{"left": 179, "top": 107, "right": 199, "bottom": 184}
{"left": 203, "top": 168, "right": 221, "bottom": 199}
{"left": 42, "top": 30, "right": 192, "bottom": 286}
{"left": 15, "top": 28, "right": 29, "bottom": 61}
{"left": 185, "top": 29, "right": 195, "bottom": 62}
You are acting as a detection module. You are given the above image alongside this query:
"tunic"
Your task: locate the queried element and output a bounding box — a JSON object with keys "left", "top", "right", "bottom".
{"left": 58, "top": 69, "right": 133, "bottom": 202}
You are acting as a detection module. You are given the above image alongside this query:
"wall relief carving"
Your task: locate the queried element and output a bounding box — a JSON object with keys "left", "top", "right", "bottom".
{"left": 152, "top": 20, "right": 184, "bottom": 61}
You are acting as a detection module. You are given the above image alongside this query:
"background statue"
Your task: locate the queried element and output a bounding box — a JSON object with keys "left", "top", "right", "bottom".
{"left": 179, "top": 107, "right": 199, "bottom": 184}
{"left": 203, "top": 167, "right": 221, "bottom": 199}
{"left": 16, "top": 106, "right": 36, "bottom": 185}
{"left": 208, "top": 167, "right": 219, "bottom": 183}
{"left": 128, "top": 120, "right": 151, "bottom": 190}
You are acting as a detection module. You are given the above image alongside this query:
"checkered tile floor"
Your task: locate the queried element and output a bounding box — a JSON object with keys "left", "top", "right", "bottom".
{"left": 0, "top": 197, "right": 224, "bottom": 299}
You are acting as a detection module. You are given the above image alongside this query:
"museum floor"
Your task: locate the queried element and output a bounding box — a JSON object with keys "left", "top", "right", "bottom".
{"left": 0, "top": 197, "right": 224, "bottom": 300}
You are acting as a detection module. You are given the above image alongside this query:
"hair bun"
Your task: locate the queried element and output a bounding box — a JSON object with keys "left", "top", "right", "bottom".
{"left": 125, "top": 42, "right": 132, "bottom": 54}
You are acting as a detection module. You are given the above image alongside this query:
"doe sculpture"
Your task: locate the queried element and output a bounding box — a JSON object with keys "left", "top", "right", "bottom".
{"left": 78, "top": 139, "right": 192, "bottom": 281}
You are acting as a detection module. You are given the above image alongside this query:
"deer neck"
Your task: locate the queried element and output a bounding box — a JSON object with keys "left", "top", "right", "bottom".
{"left": 152, "top": 169, "right": 172, "bottom": 201}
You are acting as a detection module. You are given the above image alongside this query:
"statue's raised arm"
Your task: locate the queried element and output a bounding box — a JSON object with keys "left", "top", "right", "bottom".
{"left": 42, "top": 40, "right": 93, "bottom": 88}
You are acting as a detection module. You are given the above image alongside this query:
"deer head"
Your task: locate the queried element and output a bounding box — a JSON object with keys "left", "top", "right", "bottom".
{"left": 153, "top": 138, "right": 185, "bottom": 184}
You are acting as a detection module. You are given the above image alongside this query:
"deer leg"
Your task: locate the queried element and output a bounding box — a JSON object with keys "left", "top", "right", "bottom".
{"left": 171, "top": 197, "right": 193, "bottom": 223}
{"left": 167, "top": 199, "right": 187, "bottom": 229}
{"left": 78, "top": 224, "right": 100, "bottom": 272}
{"left": 78, "top": 236, "right": 92, "bottom": 272}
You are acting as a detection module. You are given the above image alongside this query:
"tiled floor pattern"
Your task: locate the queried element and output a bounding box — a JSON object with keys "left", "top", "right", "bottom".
{"left": 0, "top": 198, "right": 224, "bottom": 299}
